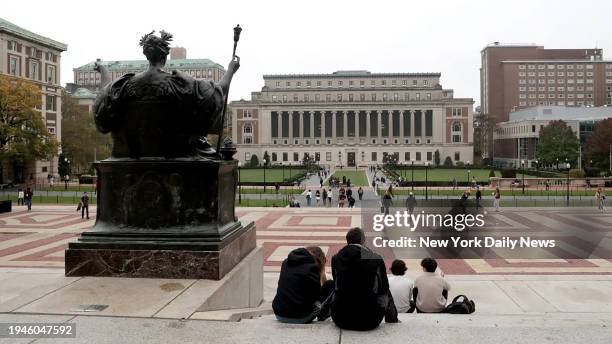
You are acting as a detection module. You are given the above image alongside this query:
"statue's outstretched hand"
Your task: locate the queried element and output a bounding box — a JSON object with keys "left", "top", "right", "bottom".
{"left": 93, "top": 61, "right": 107, "bottom": 73}
{"left": 228, "top": 56, "right": 240, "bottom": 75}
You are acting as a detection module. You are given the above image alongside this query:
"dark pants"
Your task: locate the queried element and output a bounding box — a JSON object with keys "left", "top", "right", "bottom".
{"left": 81, "top": 205, "right": 89, "bottom": 219}
{"left": 332, "top": 291, "right": 398, "bottom": 331}
{"left": 276, "top": 280, "right": 335, "bottom": 324}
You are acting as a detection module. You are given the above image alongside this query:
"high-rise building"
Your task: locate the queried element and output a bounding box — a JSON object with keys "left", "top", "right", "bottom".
{"left": 480, "top": 43, "right": 610, "bottom": 123}
{"left": 230, "top": 70, "right": 474, "bottom": 167}
{"left": 0, "top": 17, "right": 67, "bottom": 183}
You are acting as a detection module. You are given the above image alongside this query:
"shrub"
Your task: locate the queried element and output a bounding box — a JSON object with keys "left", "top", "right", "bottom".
{"left": 569, "top": 169, "right": 585, "bottom": 178}
{"left": 489, "top": 169, "right": 496, "bottom": 178}
{"left": 455, "top": 161, "right": 465, "bottom": 168}
{"left": 443, "top": 157, "right": 453, "bottom": 167}
{"left": 434, "top": 150, "right": 441, "bottom": 167}
{"left": 249, "top": 154, "right": 259, "bottom": 167}
{"left": 584, "top": 167, "right": 601, "bottom": 177}
{"left": 501, "top": 169, "right": 516, "bottom": 178}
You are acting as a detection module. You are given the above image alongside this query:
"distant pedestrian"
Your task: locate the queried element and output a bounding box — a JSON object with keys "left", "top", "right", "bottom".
{"left": 475, "top": 187, "right": 482, "bottom": 208}
{"left": 348, "top": 195, "right": 356, "bottom": 208}
{"left": 275, "top": 183, "right": 280, "bottom": 194}
{"left": 17, "top": 189, "right": 24, "bottom": 206}
{"left": 315, "top": 190, "right": 321, "bottom": 206}
{"left": 471, "top": 176, "right": 477, "bottom": 188}
{"left": 338, "top": 193, "right": 346, "bottom": 208}
{"left": 24, "top": 187, "right": 33, "bottom": 211}
{"left": 346, "top": 188, "right": 353, "bottom": 198}
{"left": 405, "top": 192, "right": 417, "bottom": 215}
{"left": 320, "top": 177, "right": 324, "bottom": 188}
{"left": 382, "top": 191, "right": 393, "bottom": 215}
{"left": 493, "top": 187, "right": 501, "bottom": 212}
{"left": 357, "top": 187, "right": 364, "bottom": 201}
{"left": 347, "top": 179, "right": 351, "bottom": 188}
{"left": 596, "top": 188, "right": 606, "bottom": 212}
{"left": 452, "top": 178, "right": 457, "bottom": 191}
{"left": 80, "top": 192, "right": 90, "bottom": 219}
{"left": 327, "top": 189, "right": 333, "bottom": 207}
{"left": 64, "top": 175, "right": 69, "bottom": 190}
{"left": 545, "top": 179, "right": 550, "bottom": 191}
{"left": 322, "top": 189, "right": 328, "bottom": 207}
{"left": 306, "top": 190, "right": 312, "bottom": 207}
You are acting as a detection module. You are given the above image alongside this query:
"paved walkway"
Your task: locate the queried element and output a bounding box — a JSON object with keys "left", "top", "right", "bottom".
{"left": 1, "top": 205, "right": 611, "bottom": 274}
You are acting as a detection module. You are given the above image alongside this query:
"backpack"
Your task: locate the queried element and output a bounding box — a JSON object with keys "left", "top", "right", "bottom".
{"left": 444, "top": 295, "right": 475, "bottom": 314}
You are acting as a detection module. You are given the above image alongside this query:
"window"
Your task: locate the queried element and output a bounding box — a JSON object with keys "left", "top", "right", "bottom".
{"left": 454, "top": 152, "right": 460, "bottom": 161}
{"left": 283, "top": 95, "right": 287, "bottom": 102}
{"left": 393, "top": 93, "right": 398, "bottom": 101}
{"left": 371, "top": 152, "right": 377, "bottom": 161}
{"left": 243, "top": 136, "right": 252, "bottom": 144}
{"left": 452, "top": 122, "right": 462, "bottom": 143}
{"left": 423, "top": 80, "right": 429, "bottom": 86}
{"left": 29, "top": 60, "right": 39, "bottom": 80}
{"left": 272, "top": 153, "right": 278, "bottom": 161}
{"left": 404, "top": 152, "right": 410, "bottom": 161}
{"left": 360, "top": 94, "right": 365, "bottom": 101}
{"left": 371, "top": 93, "right": 377, "bottom": 101}
{"left": 48, "top": 127, "right": 55, "bottom": 134}
{"left": 315, "top": 94, "right": 320, "bottom": 102}
{"left": 413, "top": 80, "right": 418, "bottom": 86}
{"left": 338, "top": 81, "right": 343, "bottom": 86}
{"left": 317, "top": 81, "right": 321, "bottom": 86}
{"left": 415, "top": 93, "right": 420, "bottom": 100}
{"left": 326, "top": 94, "right": 331, "bottom": 102}
{"left": 293, "top": 95, "right": 299, "bottom": 102}
{"left": 294, "top": 152, "right": 299, "bottom": 161}
{"left": 337, "top": 94, "right": 343, "bottom": 101}
{"left": 272, "top": 95, "right": 277, "bottom": 101}
{"left": 45, "top": 95, "right": 56, "bottom": 111}
{"left": 416, "top": 152, "right": 421, "bottom": 161}
{"left": 276, "top": 81, "right": 280, "bottom": 87}
{"left": 360, "top": 80, "right": 365, "bottom": 87}
{"left": 452, "top": 108, "right": 462, "bottom": 116}
{"left": 426, "top": 93, "right": 431, "bottom": 100}
{"left": 327, "top": 81, "right": 332, "bottom": 87}
{"left": 243, "top": 123, "right": 252, "bottom": 134}
{"left": 296, "top": 81, "right": 301, "bottom": 87}
{"left": 326, "top": 152, "right": 331, "bottom": 161}
{"left": 349, "top": 94, "right": 354, "bottom": 101}
{"left": 304, "top": 95, "right": 309, "bottom": 102}
{"left": 9, "top": 57, "right": 19, "bottom": 76}
{"left": 282, "top": 153, "right": 288, "bottom": 162}
{"left": 427, "top": 152, "right": 432, "bottom": 161}
{"left": 286, "top": 81, "right": 291, "bottom": 87}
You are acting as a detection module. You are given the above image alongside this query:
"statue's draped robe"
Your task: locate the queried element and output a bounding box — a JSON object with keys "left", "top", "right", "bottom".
{"left": 93, "top": 69, "right": 224, "bottom": 158}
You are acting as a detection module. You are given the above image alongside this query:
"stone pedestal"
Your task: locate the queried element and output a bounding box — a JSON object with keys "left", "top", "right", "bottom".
{"left": 65, "top": 158, "right": 255, "bottom": 280}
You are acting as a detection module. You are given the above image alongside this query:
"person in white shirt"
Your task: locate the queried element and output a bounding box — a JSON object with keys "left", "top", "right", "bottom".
{"left": 413, "top": 258, "right": 451, "bottom": 313}
{"left": 388, "top": 260, "right": 415, "bottom": 313}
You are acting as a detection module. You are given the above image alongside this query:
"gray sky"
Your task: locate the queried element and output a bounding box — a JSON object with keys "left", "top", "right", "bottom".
{"left": 4, "top": 0, "right": 611, "bottom": 106}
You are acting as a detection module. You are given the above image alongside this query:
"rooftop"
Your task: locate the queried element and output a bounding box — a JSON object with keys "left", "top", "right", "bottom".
{"left": 74, "top": 58, "right": 225, "bottom": 72}
{"left": 507, "top": 106, "right": 612, "bottom": 122}
{"left": 263, "top": 71, "right": 441, "bottom": 79}
{"left": 71, "top": 87, "right": 97, "bottom": 99}
{"left": 0, "top": 17, "right": 67, "bottom": 51}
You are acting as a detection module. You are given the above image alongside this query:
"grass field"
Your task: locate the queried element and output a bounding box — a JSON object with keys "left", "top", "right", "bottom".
{"left": 240, "top": 188, "right": 303, "bottom": 195}
{"left": 392, "top": 168, "right": 500, "bottom": 182}
{"left": 327, "top": 171, "right": 369, "bottom": 186}
{"left": 378, "top": 188, "right": 601, "bottom": 197}
{"left": 239, "top": 168, "right": 307, "bottom": 183}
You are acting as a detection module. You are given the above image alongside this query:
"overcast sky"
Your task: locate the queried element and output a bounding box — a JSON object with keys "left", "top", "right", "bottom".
{"left": 4, "top": 0, "right": 611, "bottom": 106}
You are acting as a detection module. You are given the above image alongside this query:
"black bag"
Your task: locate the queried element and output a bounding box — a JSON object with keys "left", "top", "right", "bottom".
{"left": 444, "top": 295, "right": 475, "bottom": 314}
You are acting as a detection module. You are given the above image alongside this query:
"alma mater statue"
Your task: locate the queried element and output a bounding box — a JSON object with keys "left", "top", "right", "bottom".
{"left": 65, "top": 30, "right": 255, "bottom": 280}
{"left": 93, "top": 30, "right": 240, "bottom": 158}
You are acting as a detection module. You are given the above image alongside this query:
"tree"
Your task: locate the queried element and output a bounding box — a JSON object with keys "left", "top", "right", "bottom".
{"left": 0, "top": 75, "right": 58, "bottom": 179}
{"left": 249, "top": 154, "right": 259, "bottom": 167}
{"left": 60, "top": 91, "right": 111, "bottom": 174}
{"left": 263, "top": 151, "right": 271, "bottom": 166}
{"left": 473, "top": 112, "right": 497, "bottom": 161}
{"left": 535, "top": 120, "right": 580, "bottom": 168}
{"left": 585, "top": 118, "right": 612, "bottom": 171}
{"left": 434, "top": 150, "right": 441, "bottom": 167}
{"left": 443, "top": 156, "right": 453, "bottom": 167}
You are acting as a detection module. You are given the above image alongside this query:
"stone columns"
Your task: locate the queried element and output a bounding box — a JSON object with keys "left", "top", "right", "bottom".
{"left": 332, "top": 111, "right": 337, "bottom": 141}
{"left": 399, "top": 110, "right": 405, "bottom": 138}
{"left": 299, "top": 111, "right": 304, "bottom": 139}
{"left": 366, "top": 111, "right": 371, "bottom": 141}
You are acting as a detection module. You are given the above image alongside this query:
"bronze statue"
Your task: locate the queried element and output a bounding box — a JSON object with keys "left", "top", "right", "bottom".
{"left": 92, "top": 30, "right": 240, "bottom": 158}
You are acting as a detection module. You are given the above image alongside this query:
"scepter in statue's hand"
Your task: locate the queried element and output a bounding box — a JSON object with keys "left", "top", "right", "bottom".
{"left": 217, "top": 24, "right": 242, "bottom": 155}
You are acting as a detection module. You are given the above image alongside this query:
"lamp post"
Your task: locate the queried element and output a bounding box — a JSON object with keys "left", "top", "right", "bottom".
{"left": 425, "top": 161, "right": 430, "bottom": 200}
{"left": 566, "top": 161, "right": 571, "bottom": 206}
{"left": 466, "top": 160, "right": 471, "bottom": 188}
{"left": 238, "top": 161, "right": 242, "bottom": 204}
{"left": 521, "top": 159, "right": 525, "bottom": 194}
{"left": 338, "top": 152, "right": 342, "bottom": 170}
{"left": 263, "top": 159, "right": 267, "bottom": 192}
{"left": 411, "top": 160, "right": 415, "bottom": 191}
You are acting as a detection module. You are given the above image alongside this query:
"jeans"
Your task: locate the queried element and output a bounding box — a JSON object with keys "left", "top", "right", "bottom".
{"left": 82, "top": 205, "right": 89, "bottom": 219}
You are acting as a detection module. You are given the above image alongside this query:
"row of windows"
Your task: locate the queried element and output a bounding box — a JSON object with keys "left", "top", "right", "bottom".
{"left": 270, "top": 92, "right": 434, "bottom": 102}
{"left": 274, "top": 79, "right": 432, "bottom": 88}
{"left": 519, "top": 71, "right": 594, "bottom": 77}
{"left": 7, "top": 55, "right": 56, "bottom": 83}
{"left": 246, "top": 151, "right": 463, "bottom": 163}
{"left": 518, "top": 101, "right": 595, "bottom": 107}
{"left": 519, "top": 93, "right": 594, "bottom": 99}
{"left": 6, "top": 40, "right": 58, "bottom": 62}
{"left": 519, "top": 86, "right": 593, "bottom": 92}
{"left": 519, "top": 64, "right": 594, "bottom": 70}
{"left": 519, "top": 79, "right": 593, "bottom": 84}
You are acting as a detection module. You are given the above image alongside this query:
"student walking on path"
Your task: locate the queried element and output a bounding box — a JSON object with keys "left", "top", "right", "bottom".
{"left": 357, "top": 187, "right": 364, "bottom": 201}
{"left": 493, "top": 187, "right": 501, "bottom": 212}
{"left": 322, "top": 189, "right": 328, "bottom": 207}
{"left": 405, "top": 192, "right": 417, "bottom": 215}
{"left": 315, "top": 190, "right": 321, "bottom": 206}
{"left": 596, "top": 188, "right": 606, "bottom": 212}
{"left": 306, "top": 190, "right": 312, "bottom": 207}
{"left": 24, "top": 188, "right": 33, "bottom": 211}
{"left": 80, "top": 192, "right": 90, "bottom": 219}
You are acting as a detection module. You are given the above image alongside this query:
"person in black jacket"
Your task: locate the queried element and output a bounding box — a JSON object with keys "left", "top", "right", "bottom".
{"left": 331, "top": 228, "right": 398, "bottom": 331}
{"left": 273, "top": 246, "right": 333, "bottom": 323}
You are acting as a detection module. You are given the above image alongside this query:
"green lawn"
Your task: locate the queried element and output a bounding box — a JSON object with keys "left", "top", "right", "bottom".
{"left": 392, "top": 168, "right": 500, "bottom": 182}
{"left": 378, "top": 188, "right": 600, "bottom": 197}
{"left": 1, "top": 195, "right": 97, "bottom": 205}
{"left": 37, "top": 185, "right": 96, "bottom": 192}
{"left": 327, "top": 171, "right": 369, "bottom": 186}
{"left": 239, "top": 168, "right": 307, "bottom": 183}
{"left": 235, "top": 199, "right": 289, "bottom": 207}
{"left": 240, "top": 188, "right": 303, "bottom": 195}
